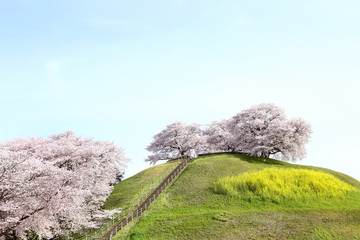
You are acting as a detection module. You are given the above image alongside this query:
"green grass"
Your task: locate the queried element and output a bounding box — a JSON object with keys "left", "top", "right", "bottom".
{"left": 89, "top": 159, "right": 179, "bottom": 239}
{"left": 104, "top": 159, "right": 179, "bottom": 211}
{"left": 108, "top": 153, "right": 360, "bottom": 239}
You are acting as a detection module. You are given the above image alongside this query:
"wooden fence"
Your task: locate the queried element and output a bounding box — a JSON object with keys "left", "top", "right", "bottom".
{"left": 87, "top": 156, "right": 192, "bottom": 240}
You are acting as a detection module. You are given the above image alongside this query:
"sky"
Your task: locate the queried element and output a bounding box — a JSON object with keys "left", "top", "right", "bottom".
{"left": 1, "top": 0, "right": 359, "bottom": 181}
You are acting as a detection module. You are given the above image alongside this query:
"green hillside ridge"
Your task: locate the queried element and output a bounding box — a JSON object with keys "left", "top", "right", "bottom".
{"left": 106, "top": 153, "right": 360, "bottom": 240}
{"left": 105, "top": 159, "right": 180, "bottom": 211}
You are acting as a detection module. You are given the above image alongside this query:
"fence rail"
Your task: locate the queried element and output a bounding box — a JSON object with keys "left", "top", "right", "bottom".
{"left": 88, "top": 156, "right": 192, "bottom": 240}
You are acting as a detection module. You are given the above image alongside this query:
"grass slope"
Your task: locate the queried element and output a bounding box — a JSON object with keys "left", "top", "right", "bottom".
{"left": 103, "top": 159, "right": 180, "bottom": 239}
{"left": 108, "top": 153, "right": 360, "bottom": 240}
{"left": 105, "top": 159, "right": 180, "bottom": 211}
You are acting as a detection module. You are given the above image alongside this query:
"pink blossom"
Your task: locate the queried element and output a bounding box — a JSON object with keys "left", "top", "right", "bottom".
{"left": 145, "top": 122, "right": 206, "bottom": 164}
{"left": 0, "top": 131, "right": 128, "bottom": 239}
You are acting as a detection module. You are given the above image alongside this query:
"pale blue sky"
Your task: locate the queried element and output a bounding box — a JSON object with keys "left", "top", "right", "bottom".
{"left": 1, "top": 0, "right": 359, "bottom": 180}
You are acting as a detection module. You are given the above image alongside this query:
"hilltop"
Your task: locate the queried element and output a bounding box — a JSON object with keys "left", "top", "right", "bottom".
{"left": 105, "top": 153, "right": 360, "bottom": 239}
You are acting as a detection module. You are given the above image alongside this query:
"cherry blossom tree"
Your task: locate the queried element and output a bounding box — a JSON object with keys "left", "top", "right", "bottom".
{"left": 0, "top": 131, "right": 128, "bottom": 240}
{"left": 144, "top": 104, "right": 311, "bottom": 162}
{"left": 203, "top": 120, "right": 236, "bottom": 153}
{"left": 228, "top": 103, "right": 312, "bottom": 161}
{"left": 273, "top": 118, "right": 312, "bottom": 161}
{"left": 145, "top": 122, "right": 205, "bottom": 164}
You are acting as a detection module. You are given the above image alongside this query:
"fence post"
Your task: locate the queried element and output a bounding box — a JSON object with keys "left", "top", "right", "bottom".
{"left": 89, "top": 157, "right": 191, "bottom": 240}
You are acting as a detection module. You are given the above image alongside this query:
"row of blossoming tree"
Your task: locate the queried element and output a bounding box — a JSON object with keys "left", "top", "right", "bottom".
{"left": 145, "top": 103, "right": 312, "bottom": 164}
{"left": 0, "top": 131, "right": 128, "bottom": 240}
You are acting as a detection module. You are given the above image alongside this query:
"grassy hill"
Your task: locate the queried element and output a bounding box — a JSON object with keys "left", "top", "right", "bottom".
{"left": 105, "top": 153, "right": 360, "bottom": 240}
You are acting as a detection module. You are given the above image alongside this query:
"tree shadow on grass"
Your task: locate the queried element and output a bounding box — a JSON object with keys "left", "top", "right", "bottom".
{"left": 197, "top": 152, "right": 285, "bottom": 166}
{"left": 225, "top": 153, "right": 285, "bottom": 166}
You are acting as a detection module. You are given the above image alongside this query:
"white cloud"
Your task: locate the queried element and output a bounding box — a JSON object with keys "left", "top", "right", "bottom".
{"left": 45, "top": 60, "right": 60, "bottom": 73}
{"left": 44, "top": 60, "right": 69, "bottom": 92}
{"left": 84, "top": 18, "right": 121, "bottom": 27}
{"left": 174, "top": 0, "right": 185, "bottom": 6}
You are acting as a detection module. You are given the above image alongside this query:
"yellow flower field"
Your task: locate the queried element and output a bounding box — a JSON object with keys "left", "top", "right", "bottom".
{"left": 213, "top": 168, "right": 356, "bottom": 201}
